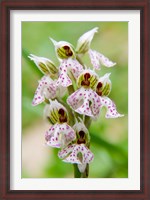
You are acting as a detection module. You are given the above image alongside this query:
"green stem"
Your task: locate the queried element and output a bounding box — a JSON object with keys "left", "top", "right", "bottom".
{"left": 74, "top": 164, "right": 89, "bottom": 178}
{"left": 68, "top": 85, "right": 74, "bottom": 95}
{"left": 76, "top": 55, "right": 85, "bottom": 67}
{"left": 81, "top": 164, "right": 89, "bottom": 178}
{"left": 84, "top": 116, "right": 92, "bottom": 129}
{"left": 73, "top": 164, "right": 82, "bottom": 178}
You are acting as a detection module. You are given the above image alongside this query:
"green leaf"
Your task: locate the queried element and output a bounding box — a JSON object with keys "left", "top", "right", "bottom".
{"left": 90, "top": 133, "right": 127, "bottom": 160}
{"left": 22, "top": 48, "right": 42, "bottom": 77}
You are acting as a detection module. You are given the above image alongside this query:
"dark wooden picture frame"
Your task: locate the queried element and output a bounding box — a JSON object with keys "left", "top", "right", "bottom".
{"left": 0, "top": 0, "right": 149, "bottom": 199}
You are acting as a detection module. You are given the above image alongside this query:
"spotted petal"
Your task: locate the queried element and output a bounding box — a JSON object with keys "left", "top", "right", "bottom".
{"left": 89, "top": 49, "right": 116, "bottom": 70}
{"left": 56, "top": 63, "right": 72, "bottom": 87}
{"left": 45, "top": 123, "right": 76, "bottom": 148}
{"left": 57, "top": 59, "right": 83, "bottom": 87}
{"left": 32, "top": 75, "right": 57, "bottom": 106}
{"left": 58, "top": 144, "right": 94, "bottom": 172}
{"left": 67, "top": 87, "right": 101, "bottom": 117}
{"left": 100, "top": 97, "right": 124, "bottom": 118}
{"left": 66, "top": 58, "right": 83, "bottom": 79}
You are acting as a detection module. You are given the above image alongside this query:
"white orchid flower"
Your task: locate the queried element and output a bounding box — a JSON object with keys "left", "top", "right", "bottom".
{"left": 58, "top": 144, "right": 94, "bottom": 173}
{"left": 67, "top": 69, "right": 101, "bottom": 117}
{"left": 50, "top": 39, "right": 84, "bottom": 87}
{"left": 44, "top": 100, "right": 76, "bottom": 148}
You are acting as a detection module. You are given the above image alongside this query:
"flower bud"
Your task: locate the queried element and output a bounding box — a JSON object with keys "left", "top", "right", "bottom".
{"left": 76, "top": 27, "right": 98, "bottom": 55}
{"left": 28, "top": 54, "right": 58, "bottom": 76}
{"left": 44, "top": 99, "right": 68, "bottom": 124}
{"left": 50, "top": 38, "right": 76, "bottom": 60}
{"left": 96, "top": 73, "right": 112, "bottom": 96}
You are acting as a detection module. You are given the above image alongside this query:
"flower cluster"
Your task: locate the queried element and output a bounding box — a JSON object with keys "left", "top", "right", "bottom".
{"left": 29, "top": 27, "right": 123, "bottom": 176}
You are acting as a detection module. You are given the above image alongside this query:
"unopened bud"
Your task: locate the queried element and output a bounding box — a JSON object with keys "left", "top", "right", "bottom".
{"left": 76, "top": 27, "right": 98, "bottom": 55}
{"left": 28, "top": 54, "right": 58, "bottom": 76}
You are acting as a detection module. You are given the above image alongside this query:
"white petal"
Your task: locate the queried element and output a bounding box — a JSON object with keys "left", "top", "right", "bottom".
{"left": 89, "top": 49, "right": 116, "bottom": 70}
{"left": 32, "top": 76, "right": 57, "bottom": 106}
{"left": 59, "top": 144, "right": 81, "bottom": 164}
{"left": 77, "top": 144, "right": 94, "bottom": 164}
{"left": 49, "top": 99, "right": 68, "bottom": 114}
{"left": 100, "top": 97, "right": 124, "bottom": 118}
{"left": 67, "top": 88, "right": 101, "bottom": 117}
{"left": 67, "top": 58, "right": 83, "bottom": 79}
{"left": 57, "top": 60, "right": 72, "bottom": 87}
{"left": 58, "top": 144, "right": 75, "bottom": 159}
{"left": 45, "top": 123, "right": 76, "bottom": 148}
{"left": 96, "top": 73, "right": 112, "bottom": 96}
{"left": 59, "top": 144, "right": 94, "bottom": 166}
{"left": 45, "top": 124, "right": 61, "bottom": 148}
{"left": 98, "top": 73, "right": 111, "bottom": 84}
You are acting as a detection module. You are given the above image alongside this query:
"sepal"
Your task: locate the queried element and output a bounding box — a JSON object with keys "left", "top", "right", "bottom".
{"left": 28, "top": 54, "right": 58, "bottom": 77}
{"left": 76, "top": 27, "right": 98, "bottom": 55}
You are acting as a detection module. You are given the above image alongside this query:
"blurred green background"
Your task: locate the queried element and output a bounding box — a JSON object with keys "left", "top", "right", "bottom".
{"left": 22, "top": 22, "right": 128, "bottom": 178}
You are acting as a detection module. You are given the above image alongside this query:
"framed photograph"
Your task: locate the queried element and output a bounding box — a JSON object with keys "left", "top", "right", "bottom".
{"left": 0, "top": 0, "right": 149, "bottom": 199}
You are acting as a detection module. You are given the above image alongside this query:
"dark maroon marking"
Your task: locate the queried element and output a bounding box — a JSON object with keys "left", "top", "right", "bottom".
{"left": 63, "top": 45, "right": 73, "bottom": 56}
{"left": 58, "top": 108, "right": 67, "bottom": 123}
{"left": 77, "top": 131, "right": 86, "bottom": 144}
{"left": 96, "top": 82, "right": 103, "bottom": 96}
{"left": 81, "top": 73, "right": 91, "bottom": 86}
